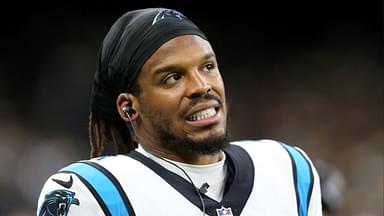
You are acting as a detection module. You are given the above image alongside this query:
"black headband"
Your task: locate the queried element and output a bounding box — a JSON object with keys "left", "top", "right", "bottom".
{"left": 90, "top": 8, "right": 207, "bottom": 120}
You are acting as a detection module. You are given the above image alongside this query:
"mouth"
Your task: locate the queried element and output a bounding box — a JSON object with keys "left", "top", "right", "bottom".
{"left": 187, "top": 107, "right": 218, "bottom": 121}
{"left": 185, "top": 103, "right": 221, "bottom": 127}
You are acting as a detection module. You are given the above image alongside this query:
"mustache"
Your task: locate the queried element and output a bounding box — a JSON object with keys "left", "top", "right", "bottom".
{"left": 180, "top": 93, "right": 223, "bottom": 117}
{"left": 189, "top": 93, "right": 222, "bottom": 107}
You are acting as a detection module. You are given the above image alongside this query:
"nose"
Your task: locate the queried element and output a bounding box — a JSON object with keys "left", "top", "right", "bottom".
{"left": 186, "top": 71, "right": 212, "bottom": 98}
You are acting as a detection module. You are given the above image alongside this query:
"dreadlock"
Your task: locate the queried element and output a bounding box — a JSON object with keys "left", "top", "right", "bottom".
{"left": 89, "top": 82, "right": 141, "bottom": 158}
{"left": 88, "top": 113, "right": 137, "bottom": 158}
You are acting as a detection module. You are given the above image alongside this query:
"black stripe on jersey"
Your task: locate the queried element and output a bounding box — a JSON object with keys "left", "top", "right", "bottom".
{"left": 60, "top": 170, "right": 112, "bottom": 216}
{"left": 280, "top": 144, "right": 315, "bottom": 216}
{"left": 128, "top": 144, "right": 254, "bottom": 216}
{"left": 296, "top": 150, "right": 315, "bottom": 210}
{"left": 83, "top": 161, "right": 137, "bottom": 216}
{"left": 207, "top": 144, "right": 255, "bottom": 216}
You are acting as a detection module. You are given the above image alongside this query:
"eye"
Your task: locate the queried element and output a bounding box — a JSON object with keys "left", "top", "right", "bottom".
{"left": 204, "top": 63, "right": 215, "bottom": 71}
{"left": 164, "top": 73, "right": 182, "bottom": 84}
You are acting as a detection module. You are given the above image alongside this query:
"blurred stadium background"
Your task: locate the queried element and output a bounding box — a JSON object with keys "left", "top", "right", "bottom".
{"left": 0, "top": 2, "right": 382, "bottom": 215}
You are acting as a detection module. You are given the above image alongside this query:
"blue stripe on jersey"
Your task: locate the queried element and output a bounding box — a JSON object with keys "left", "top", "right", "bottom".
{"left": 61, "top": 162, "right": 130, "bottom": 216}
{"left": 281, "top": 144, "right": 313, "bottom": 216}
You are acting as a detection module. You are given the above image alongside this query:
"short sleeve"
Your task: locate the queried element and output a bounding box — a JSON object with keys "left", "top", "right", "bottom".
{"left": 36, "top": 172, "right": 105, "bottom": 215}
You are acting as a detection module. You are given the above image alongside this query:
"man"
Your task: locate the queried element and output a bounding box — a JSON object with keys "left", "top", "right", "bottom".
{"left": 37, "top": 8, "right": 322, "bottom": 216}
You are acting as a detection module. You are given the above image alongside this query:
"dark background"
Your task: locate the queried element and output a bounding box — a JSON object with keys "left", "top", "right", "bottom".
{"left": 0, "top": 2, "right": 382, "bottom": 215}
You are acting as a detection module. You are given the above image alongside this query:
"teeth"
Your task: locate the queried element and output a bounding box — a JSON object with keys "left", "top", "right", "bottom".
{"left": 188, "top": 108, "right": 216, "bottom": 121}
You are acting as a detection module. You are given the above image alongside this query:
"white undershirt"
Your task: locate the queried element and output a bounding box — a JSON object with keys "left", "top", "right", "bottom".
{"left": 136, "top": 144, "right": 227, "bottom": 202}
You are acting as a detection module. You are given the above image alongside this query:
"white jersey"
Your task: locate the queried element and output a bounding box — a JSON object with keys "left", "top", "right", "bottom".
{"left": 37, "top": 139, "right": 322, "bottom": 216}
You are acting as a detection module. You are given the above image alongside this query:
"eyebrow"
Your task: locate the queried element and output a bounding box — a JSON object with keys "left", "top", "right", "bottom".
{"left": 152, "top": 52, "right": 216, "bottom": 76}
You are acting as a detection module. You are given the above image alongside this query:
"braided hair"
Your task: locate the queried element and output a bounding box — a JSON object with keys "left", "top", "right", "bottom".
{"left": 89, "top": 83, "right": 141, "bottom": 158}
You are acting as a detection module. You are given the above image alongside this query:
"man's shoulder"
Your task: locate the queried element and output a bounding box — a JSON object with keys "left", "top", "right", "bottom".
{"left": 229, "top": 139, "right": 310, "bottom": 161}
{"left": 37, "top": 154, "right": 134, "bottom": 215}
{"left": 38, "top": 154, "right": 133, "bottom": 198}
{"left": 58, "top": 154, "right": 139, "bottom": 176}
{"left": 230, "top": 138, "right": 281, "bottom": 145}
{"left": 230, "top": 139, "right": 284, "bottom": 151}
{"left": 230, "top": 139, "right": 305, "bottom": 151}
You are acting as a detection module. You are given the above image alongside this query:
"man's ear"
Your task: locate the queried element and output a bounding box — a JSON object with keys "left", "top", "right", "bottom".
{"left": 116, "top": 93, "right": 139, "bottom": 121}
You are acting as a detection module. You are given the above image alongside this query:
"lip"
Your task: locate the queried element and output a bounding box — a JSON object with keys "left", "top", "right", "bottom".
{"left": 185, "top": 100, "right": 220, "bottom": 117}
{"left": 185, "top": 100, "right": 221, "bottom": 127}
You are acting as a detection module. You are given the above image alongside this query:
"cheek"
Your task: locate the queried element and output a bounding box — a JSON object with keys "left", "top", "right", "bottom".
{"left": 213, "top": 76, "right": 226, "bottom": 100}
{"left": 139, "top": 91, "right": 182, "bottom": 118}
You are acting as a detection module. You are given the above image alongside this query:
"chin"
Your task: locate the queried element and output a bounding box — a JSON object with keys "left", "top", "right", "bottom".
{"left": 159, "top": 127, "right": 230, "bottom": 155}
{"left": 189, "top": 127, "right": 226, "bottom": 141}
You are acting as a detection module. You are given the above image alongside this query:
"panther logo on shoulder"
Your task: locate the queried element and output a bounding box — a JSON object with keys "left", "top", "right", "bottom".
{"left": 38, "top": 189, "right": 80, "bottom": 216}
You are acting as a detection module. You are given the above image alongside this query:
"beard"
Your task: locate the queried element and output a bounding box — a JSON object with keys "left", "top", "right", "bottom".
{"left": 156, "top": 125, "right": 230, "bottom": 155}
{"left": 140, "top": 94, "right": 230, "bottom": 155}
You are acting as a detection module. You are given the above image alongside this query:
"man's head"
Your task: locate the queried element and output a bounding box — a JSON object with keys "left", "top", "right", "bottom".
{"left": 89, "top": 8, "right": 228, "bottom": 159}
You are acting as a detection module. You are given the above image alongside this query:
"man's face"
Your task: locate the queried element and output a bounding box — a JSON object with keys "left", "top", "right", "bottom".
{"left": 135, "top": 35, "right": 228, "bottom": 155}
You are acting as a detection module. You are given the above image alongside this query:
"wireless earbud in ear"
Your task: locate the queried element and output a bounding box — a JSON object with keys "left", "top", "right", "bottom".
{"left": 122, "top": 106, "right": 134, "bottom": 117}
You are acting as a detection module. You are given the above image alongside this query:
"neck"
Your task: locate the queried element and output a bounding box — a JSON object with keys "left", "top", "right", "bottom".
{"left": 141, "top": 145, "right": 222, "bottom": 165}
